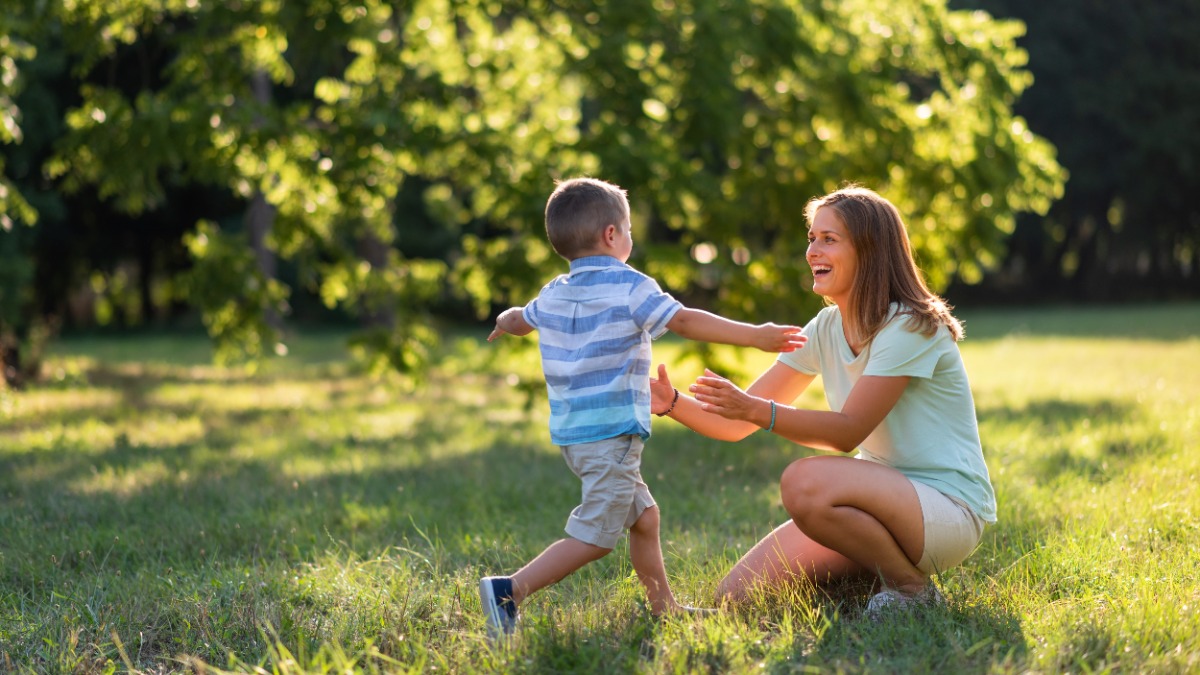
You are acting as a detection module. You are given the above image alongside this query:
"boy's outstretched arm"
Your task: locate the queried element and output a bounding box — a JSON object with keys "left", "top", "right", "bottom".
{"left": 488, "top": 306, "right": 534, "bottom": 341}
{"left": 666, "top": 307, "right": 805, "bottom": 352}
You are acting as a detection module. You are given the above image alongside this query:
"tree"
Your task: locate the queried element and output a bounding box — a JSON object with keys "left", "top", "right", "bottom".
{"left": 33, "top": 0, "right": 587, "bottom": 371}
{"left": 5, "top": 0, "right": 1064, "bottom": 378}
{"left": 458, "top": 0, "right": 1064, "bottom": 325}
{"left": 0, "top": 9, "right": 44, "bottom": 387}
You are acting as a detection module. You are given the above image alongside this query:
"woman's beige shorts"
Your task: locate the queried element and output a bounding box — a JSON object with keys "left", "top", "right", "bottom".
{"left": 910, "top": 479, "right": 986, "bottom": 575}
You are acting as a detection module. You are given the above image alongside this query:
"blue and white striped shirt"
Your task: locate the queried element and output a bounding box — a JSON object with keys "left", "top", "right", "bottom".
{"left": 522, "top": 256, "right": 683, "bottom": 445}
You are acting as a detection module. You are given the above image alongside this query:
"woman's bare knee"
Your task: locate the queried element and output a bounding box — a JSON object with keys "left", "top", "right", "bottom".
{"left": 780, "top": 458, "right": 827, "bottom": 517}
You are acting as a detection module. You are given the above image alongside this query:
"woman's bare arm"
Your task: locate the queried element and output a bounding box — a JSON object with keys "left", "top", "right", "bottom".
{"left": 652, "top": 361, "right": 815, "bottom": 442}
{"left": 691, "top": 371, "right": 910, "bottom": 453}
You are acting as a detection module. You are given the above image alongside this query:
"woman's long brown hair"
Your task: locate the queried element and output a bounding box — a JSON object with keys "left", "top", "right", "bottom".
{"left": 804, "top": 185, "right": 964, "bottom": 343}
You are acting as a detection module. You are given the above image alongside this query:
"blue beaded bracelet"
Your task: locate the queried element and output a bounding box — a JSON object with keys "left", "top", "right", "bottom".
{"left": 766, "top": 400, "right": 777, "bottom": 433}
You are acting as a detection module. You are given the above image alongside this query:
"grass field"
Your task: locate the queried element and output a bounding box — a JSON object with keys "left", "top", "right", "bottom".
{"left": 1, "top": 304, "right": 1198, "bottom": 673}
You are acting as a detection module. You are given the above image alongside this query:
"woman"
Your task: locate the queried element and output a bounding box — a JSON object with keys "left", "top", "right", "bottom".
{"left": 650, "top": 185, "right": 996, "bottom": 616}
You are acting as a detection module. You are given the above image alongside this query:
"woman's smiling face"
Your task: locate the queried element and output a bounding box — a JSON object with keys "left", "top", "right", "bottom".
{"left": 806, "top": 206, "right": 858, "bottom": 306}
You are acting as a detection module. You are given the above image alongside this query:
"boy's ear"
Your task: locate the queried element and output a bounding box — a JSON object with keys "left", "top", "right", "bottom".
{"left": 602, "top": 223, "right": 619, "bottom": 244}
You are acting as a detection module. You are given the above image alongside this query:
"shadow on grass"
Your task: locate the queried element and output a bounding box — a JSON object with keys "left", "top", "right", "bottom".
{"left": 653, "top": 574, "right": 1032, "bottom": 672}
{"left": 0, "top": 358, "right": 574, "bottom": 666}
{"left": 2, "top": 360, "right": 358, "bottom": 437}
{"left": 1, "top": 353, "right": 586, "bottom": 583}
{"left": 4, "top": 340, "right": 1172, "bottom": 671}
{"left": 976, "top": 397, "right": 1169, "bottom": 485}
{"left": 12, "top": 338, "right": 1166, "bottom": 568}
{"left": 800, "top": 599, "right": 1028, "bottom": 672}
{"left": 959, "top": 302, "right": 1200, "bottom": 342}
{"left": 496, "top": 611, "right": 660, "bottom": 674}
{"left": 977, "top": 398, "right": 1132, "bottom": 429}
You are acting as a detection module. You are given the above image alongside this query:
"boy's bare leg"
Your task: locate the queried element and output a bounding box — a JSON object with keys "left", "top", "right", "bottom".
{"left": 509, "top": 538, "right": 610, "bottom": 605}
{"left": 628, "top": 505, "right": 685, "bottom": 615}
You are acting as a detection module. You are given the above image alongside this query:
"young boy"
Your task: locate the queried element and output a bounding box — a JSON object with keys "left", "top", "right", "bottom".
{"left": 481, "top": 177, "right": 805, "bottom": 639}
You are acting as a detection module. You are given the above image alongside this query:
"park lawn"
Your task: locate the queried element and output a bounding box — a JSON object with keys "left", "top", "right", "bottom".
{"left": 0, "top": 304, "right": 1198, "bottom": 673}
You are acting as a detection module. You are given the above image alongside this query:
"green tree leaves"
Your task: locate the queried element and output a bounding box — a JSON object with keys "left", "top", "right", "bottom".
{"left": 2, "top": 0, "right": 1064, "bottom": 377}
{"left": 0, "top": 16, "right": 38, "bottom": 229}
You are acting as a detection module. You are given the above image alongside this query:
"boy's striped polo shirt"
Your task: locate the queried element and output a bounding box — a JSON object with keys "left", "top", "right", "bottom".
{"left": 522, "top": 255, "right": 682, "bottom": 446}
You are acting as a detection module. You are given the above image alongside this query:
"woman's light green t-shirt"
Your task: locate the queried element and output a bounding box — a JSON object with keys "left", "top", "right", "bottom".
{"left": 778, "top": 304, "right": 997, "bottom": 522}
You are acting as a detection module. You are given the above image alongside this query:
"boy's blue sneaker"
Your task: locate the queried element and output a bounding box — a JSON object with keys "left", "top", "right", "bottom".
{"left": 479, "top": 576, "right": 518, "bottom": 640}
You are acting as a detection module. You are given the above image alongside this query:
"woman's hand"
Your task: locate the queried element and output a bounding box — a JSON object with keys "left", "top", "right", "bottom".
{"left": 650, "top": 364, "right": 677, "bottom": 415}
{"left": 690, "top": 369, "right": 764, "bottom": 421}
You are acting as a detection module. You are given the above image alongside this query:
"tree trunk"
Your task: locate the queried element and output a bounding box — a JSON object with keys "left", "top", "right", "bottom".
{"left": 247, "top": 69, "right": 281, "bottom": 331}
{"left": 139, "top": 236, "right": 155, "bottom": 323}
{"left": 1, "top": 337, "right": 21, "bottom": 389}
{"left": 0, "top": 343, "right": 18, "bottom": 386}
{"left": 357, "top": 231, "right": 395, "bottom": 329}
{"left": 1074, "top": 210, "right": 1114, "bottom": 300}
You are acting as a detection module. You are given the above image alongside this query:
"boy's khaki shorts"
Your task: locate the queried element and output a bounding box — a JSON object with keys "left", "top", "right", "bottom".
{"left": 910, "top": 478, "right": 987, "bottom": 575}
{"left": 560, "top": 435, "right": 655, "bottom": 549}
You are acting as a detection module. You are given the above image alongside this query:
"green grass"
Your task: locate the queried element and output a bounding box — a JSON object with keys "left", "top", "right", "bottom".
{"left": 1, "top": 303, "right": 1198, "bottom": 673}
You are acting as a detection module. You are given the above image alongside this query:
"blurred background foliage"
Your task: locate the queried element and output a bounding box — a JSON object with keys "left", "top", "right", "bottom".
{"left": 948, "top": 0, "right": 1200, "bottom": 303}
{"left": 0, "top": 0, "right": 1195, "bottom": 388}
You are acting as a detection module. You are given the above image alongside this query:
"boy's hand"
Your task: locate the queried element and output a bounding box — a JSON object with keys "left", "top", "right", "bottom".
{"left": 649, "top": 364, "right": 676, "bottom": 415}
{"left": 488, "top": 306, "right": 534, "bottom": 341}
{"left": 755, "top": 323, "right": 806, "bottom": 352}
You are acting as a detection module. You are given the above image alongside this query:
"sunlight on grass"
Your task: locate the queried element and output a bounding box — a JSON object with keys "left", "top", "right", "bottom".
{"left": 2, "top": 305, "right": 1199, "bottom": 673}
{"left": 7, "top": 416, "right": 120, "bottom": 455}
{"left": 72, "top": 459, "right": 174, "bottom": 498}
{"left": 150, "top": 380, "right": 334, "bottom": 413}
{"left": 1, "top": 386, "right": 122, "bottom": 422}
